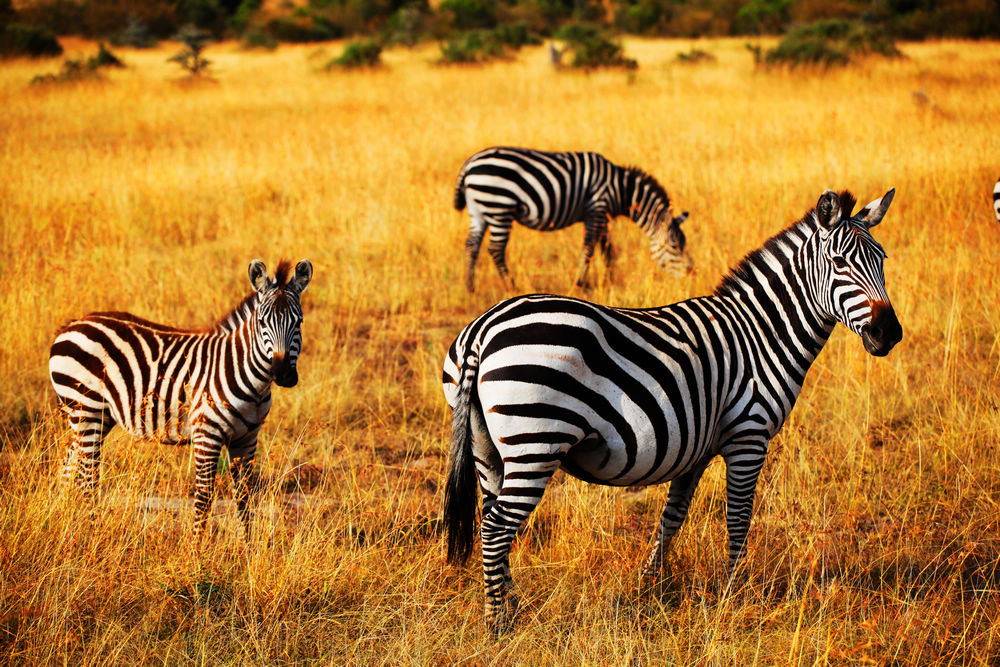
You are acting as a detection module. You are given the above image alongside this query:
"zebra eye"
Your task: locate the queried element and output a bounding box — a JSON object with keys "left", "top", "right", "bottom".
{"left": 832, "top": 256, "right": 848, "bottom": 269}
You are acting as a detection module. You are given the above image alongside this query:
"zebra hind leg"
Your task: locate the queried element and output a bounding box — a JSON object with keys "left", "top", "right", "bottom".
{"left": 480, "top": 459, "right": 560, "bottom": 634}
{"left": 485, "top": 218, "right": 516, "bottom": 290}
{"left": 642, "top": 461, "right": 709, "bottom": 584}
{"left": 464, "top": 219, "right": 487, "bottom": 293}
{"left": 228, "top": 435, "right": 260, "bottom": 542}
{"left": 61, "top": 406, "right": 113, "bottom": 496}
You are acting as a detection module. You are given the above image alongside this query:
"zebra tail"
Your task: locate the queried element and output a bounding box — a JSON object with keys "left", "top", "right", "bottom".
{"left": 444, "top": 354, "right": 479, "bottom": 565}
{"left": 453, "top": 176, "right": 467, "bottom": 211}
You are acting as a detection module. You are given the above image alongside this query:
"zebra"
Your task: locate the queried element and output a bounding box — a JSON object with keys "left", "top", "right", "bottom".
{"left": 49, "top": 258, "right": 312, "bottom": 538}
{"left": 993, "top": 179, "right": 1000, "bottom": 222}
{"left": 442, "top": 188, "right": 902, "bottom": 632}
{"left": 453, "top": 146, "right": 692, "bottom": 292}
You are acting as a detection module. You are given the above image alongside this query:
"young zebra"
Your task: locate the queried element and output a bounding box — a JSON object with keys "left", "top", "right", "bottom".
{"left": 454, "top": 146, "right": 692, "bottom": 291}
{"left": 49, "top": 259, "right": 312, "bottom": 538}
{"left": 442, "top": 189, "right": 902, "bottom": 632}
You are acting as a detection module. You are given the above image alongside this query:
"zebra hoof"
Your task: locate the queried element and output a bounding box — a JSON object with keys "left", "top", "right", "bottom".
{"left": 485, "top": 592, "right": 519, "bottom": 636}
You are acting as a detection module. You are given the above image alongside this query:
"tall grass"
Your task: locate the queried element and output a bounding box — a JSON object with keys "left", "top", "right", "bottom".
{"left": 1, "top": 37, "right": 999, "bottom": 663}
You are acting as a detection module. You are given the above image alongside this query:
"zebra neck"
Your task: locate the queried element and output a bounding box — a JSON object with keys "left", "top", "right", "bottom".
{"left": 617, "top": 167, "right": 667, "bottom": 234}
{"left": 223, "top": 316, "right": 274, "bottom": 399}
{"left": 716, "top": 220, "right": 837, "bottom": 378}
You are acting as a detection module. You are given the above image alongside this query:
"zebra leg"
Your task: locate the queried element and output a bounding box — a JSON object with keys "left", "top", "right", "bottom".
{"left": 642, "top": 459, "right": 710, "bottom": 581}
{"left": 480, "top": 460, "right": 560, "bottom": 634}
{"left": 62, "top": 406, "right": 113, "bottom": 495}
{"left": 721, "top": 442, "right": 767, "bottom": 572}
{"left": 465, "top": 214, "right": 487, "bottom": 292}
{"left": 575, "top": 213, "right": 607, "bottom": 287}
{"left": 228, "top": 433, "right": 260, "bottom": 541}
{"left": 470, "top": 401, "right": 502, "bottom": 518}
{"left": 191, "top": 431, "right": 225, "bottom": 540}
{"left": 485, "top": 217, "right": 515, "bottom": 290}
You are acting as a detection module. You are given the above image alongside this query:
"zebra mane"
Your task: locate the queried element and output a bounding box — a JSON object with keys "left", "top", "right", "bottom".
{"left": 624, "top": 166, "right": 671, "bottom": 215}
{"left": 211, "top": 292, "right": 260, "bottom": 332}
{"left": 714, "top": 190, "right": 857, "bottom": 297}
{"left": 273, "top": 259, "right": 293, "bottom": 289}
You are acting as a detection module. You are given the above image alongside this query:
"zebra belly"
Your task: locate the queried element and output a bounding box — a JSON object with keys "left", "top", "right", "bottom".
{"left": 478, "top": 343, "right": 707, "bottom": 486}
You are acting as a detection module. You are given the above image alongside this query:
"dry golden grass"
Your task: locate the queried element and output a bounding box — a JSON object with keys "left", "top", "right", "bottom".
{"left": 1, "top": 36, "right": 1000, "bottom": 664}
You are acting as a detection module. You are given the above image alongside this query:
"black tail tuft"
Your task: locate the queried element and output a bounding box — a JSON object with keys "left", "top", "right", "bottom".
{"left": 453, "top": 179, "right": 467, "bottom": 211}
{"left": 444, "top": 359, "right": 478, "bottom": 564}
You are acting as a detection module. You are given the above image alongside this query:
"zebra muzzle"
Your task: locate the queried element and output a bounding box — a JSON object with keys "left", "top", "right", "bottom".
{"left": 861, "top": 302, "right": 903, "bottom": 357}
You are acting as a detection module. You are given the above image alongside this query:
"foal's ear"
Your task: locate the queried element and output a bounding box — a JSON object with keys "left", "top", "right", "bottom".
{"left": 856, "top": 187, "right": 895, "bottom": 228}
{"left": 673, "top": 211, "right": 689, "bottom": 225}
{"left": 248, "top": 259, "right": 270, "bottom": 292}
{"left": 816, "top": 190, "right": 841, "bottom": 231}
{"left": 288, "top": 259, "right": 312, "bottom": 294}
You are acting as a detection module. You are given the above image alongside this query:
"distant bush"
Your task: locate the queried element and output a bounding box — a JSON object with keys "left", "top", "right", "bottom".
{"left": 553, "top": 23, "right": 637, "bottom": 69}
{"left": 439, "top": 0, "right": 495, "bottom": 30}
{"left": 241, "top": 27, "right": 277, "bottom": 50}
{"left": 168, "top": 25, "right": 212, "bottom": 76}
{"left": 111, "top": 14, "right": 159, "bottom": 48}
{"left": 675, "top": 47, "right": 716, "bottom": 64}
{"left": 328, "top": 39, "right": 382, "bottom": 68}
{"left": 262, "top": 14, "right": 343, "bottom": 43}
{"left": 491, "top": 22, "right": 541, "bottom": 48}
{"left": 0, "top": 23, "right": 62, "bottom": 58}
{"left": 763, "top": 19, "right": 900, "bottom": 68}
{"left": 438, "top": 23, "right": 538, "bottom": 63}
{"left": 30, "top": 42, "right": 123, "bottom": 84}
{"left": 439, "top": 30, "right": 504, "bottom": 63}
{"left": 382, "top": 5, "right": 429, "bottom": 46}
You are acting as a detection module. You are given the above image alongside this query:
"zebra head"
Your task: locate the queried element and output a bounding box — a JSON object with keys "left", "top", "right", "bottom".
{"left": 649, "top": 210, "right": 693, "bottom": 276}
{"left": 813, "top": 189, "right": 902, "bottom": 357}
{"left": 248, "top": 259, "right": 313, "bottom": 388}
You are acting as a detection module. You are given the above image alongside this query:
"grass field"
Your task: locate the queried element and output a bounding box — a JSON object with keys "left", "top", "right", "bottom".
{"left": 1, "top": 36, "right": 1000, "bottom": 664}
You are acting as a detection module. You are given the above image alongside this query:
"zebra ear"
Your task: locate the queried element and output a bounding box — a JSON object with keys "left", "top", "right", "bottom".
{"left": 288, "top": 259, "right": 313, "bottom": 295}
{"left": 856, "top": 187, "right": 895, "bottom": 228}
{"left": 816, "top": 190, "right": 841, "bottom": 231}
{"left": 248, "top": 260, "right": 270, "bottom": 293}
{"left": 674, "top": 211, "right": 689, "bottom": 225}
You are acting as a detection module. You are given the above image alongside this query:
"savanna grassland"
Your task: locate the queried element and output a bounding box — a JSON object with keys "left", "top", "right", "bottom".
{"left": 1, "top": 36, "right": 1000, "bottom": 664}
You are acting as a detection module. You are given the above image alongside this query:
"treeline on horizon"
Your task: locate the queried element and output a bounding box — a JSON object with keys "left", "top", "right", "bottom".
{"left": 4, "top": 0, "right": 1000, "bottom": 48}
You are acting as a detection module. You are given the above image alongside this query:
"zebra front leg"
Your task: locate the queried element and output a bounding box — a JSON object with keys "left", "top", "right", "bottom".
{"left": 642, "top": 460, "right": 709, "bottom": 581}
{"left": 721, "top": 442, "right": 767, "bottom": 574}
{"left": 228, "top": 433, "right": 260, "bottom": 541}
{"left": 575, "top": 213, "right": 607, "bottom": 287}
{"left": 192, "top": 432, "right": 225, "bottom": 540}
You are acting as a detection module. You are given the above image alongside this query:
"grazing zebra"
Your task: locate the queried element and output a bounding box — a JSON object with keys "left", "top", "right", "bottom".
{"left": 442, "top": 189, "right": 902, "bottom": 632}
{"left": 993, "top": 179, "right": 1000, "bottom": 222}
{"left": 453, "top": 146, "right": 692, "bottom": 292}
{"left": 49, "top": 259, "right": 312, "bottom": 538}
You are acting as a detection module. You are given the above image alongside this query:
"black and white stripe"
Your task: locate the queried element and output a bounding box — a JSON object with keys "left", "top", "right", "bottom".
{"left": 454, "top": 146, "right": 692, "bottom": 291}
{"left": 49, "top": 259, "right": 313, "bottom": 537}
{"left": 442, "top": 189, "right": 902, "bottom": 632}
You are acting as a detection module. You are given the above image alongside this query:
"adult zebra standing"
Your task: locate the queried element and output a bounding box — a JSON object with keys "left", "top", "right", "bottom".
{"left": 442, "top": 189, "right": 903, "bottom": 632}
{"left": 49, "top": 259, "right": 312, "bottom": 538}
{"left": 454, "top": 146, "right": 692, "bottom": 291}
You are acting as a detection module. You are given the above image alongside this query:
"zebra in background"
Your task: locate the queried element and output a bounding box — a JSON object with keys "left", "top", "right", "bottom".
{"left": 993, "top": 179, "right": 1000, "bottom": 222}
{"left": 453, "top": 146, "right": 692, "bottom": 292}
{"left": 442, "top": 188, "right": 902, "bottom": 632}
{"left": 49, "top": 259, "right": 312, "bottom": 538}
